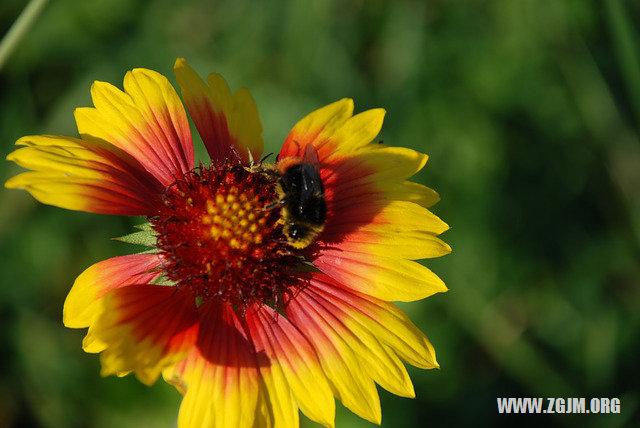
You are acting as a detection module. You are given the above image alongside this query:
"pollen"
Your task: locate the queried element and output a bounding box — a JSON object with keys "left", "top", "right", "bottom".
{"left": 201, "top": 190, "right": 268, "bottom": 248}
{"left": 150, "top": 163, "right": 300, "bottom": 310}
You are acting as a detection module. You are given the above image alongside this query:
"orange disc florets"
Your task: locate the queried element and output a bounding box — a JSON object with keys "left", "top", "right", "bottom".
{"left": 150, "top": 163, "right": 300, "bottom": 310}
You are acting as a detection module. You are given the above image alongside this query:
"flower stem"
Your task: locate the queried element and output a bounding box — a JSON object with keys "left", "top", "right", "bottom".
{"left": 0, "top": 0, "right": 49, "bottom": 71}
{"left": 605, "top": 0, "right": 640, "bottom": 130}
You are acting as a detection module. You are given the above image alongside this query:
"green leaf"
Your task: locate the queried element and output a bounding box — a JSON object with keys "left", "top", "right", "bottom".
{"left": 138, "top": 248, "right": 161, "bottom": 255}
{"left": 134, "top": 222, "right": 154, "bottom": 232}
{"left": 150, "top": 272, "right": 176, "bottom": 286}
{"left": 290, "top": 261, "right": 321, "bottom": 273}
{"left": 113, "top": 225, "right": 157, "bottom": 247}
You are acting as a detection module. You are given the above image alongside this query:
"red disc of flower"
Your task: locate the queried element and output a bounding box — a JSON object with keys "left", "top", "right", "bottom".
{"left": 5, "top": 58, "right": 451, "bottom": 428}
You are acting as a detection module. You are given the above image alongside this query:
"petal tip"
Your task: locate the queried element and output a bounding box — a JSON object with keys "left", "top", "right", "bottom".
{"left": 371, "top": 107, "right": 387, "bottom": 118}
{"left": 61, "top": 307, "right": 73, "bottom": 328}
{"left": 4, "top": 176, "right": 18, "bottom": 189}
{"left": 134, "top": 370, "right": 159, "bottom": 386}
{"left": 174, "top": 57, "right": 187, "bottom": 69}
{"left": 130, "top": 67, "right": 153, "bottom": 76}
{"left": 174, "top": 58, "right": 196, "bottom": 78}
{"left": 328, "top": 97, "right": 354, "bottom": 115}
{"left": 90, "top": 80, "right": 107, "bottom": 92}
{"left": 341, "top": 97, "right": 354, "bottom": 112}
{"left": 406, "top": 386, "right": 417, "bottom": 399}
{"left": 14, "top": 136, "right": 32, "bottom": 146}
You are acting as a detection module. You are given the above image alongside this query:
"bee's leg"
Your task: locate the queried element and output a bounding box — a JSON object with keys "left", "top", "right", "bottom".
{"left": 262, "top": 198, "right": 287, "bottom": 211}
{"left": 259, "top": 152, "right": 275, "bottom": 164}
{"left": 263, "top": 169, "right": 280, "bottom": 178}
{"left": 243, "top": 163, "right": 264, "bottom": 173}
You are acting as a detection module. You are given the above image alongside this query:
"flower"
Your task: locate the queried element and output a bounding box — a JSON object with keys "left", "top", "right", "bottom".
{"left": 5, "top": 58, "right": 450, "bottom": 427}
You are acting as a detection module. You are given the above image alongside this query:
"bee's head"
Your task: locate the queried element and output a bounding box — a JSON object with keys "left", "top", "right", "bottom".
{"left": 275, "top": 157, "right": 305, "bottom": 175}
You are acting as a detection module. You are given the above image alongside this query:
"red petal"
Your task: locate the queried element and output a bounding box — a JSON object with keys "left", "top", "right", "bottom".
{"left": 245, "top": 305, "right": 335, "bottom": 427}
{"left": 93, "top": 284, "right": 199, "bottom": 385}
{"left": 167, "top": 302, "right": 260, "bottom": 428}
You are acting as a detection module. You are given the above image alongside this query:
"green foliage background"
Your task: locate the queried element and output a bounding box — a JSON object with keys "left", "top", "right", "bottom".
{"left": 1, "top": 0, "right": 639, "bottom": 427}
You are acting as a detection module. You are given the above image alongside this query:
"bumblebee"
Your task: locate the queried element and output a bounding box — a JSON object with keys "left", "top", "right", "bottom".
{"left": 264, "top": 144, "right": 327, "bottom": 249}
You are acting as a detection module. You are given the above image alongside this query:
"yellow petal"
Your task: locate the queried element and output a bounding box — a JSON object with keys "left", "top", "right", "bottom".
{"left": 280, "top": 98, "right": 354, "bottom": 159}
{"left": 247, "top": 305, "right": 335, "bottom": 428}
{"left": 313, "top": 250, "right": 448, "bottom": 302}
{"left": 325, "top": 146, "right": 429, "bottom": 187}
{"left": 123, "top": 68, "right": 194, "bottom": 173}
{"left": 92, "top": 284, "right": 198, "bottom": 385}
{"left": 321, "top": 199, "right": 451, "bottom": 261}
{"left": 332, "top": 227, "right": 451, "bottom": 260}
{"left": 6, "top": 135, "right": 162, "bottom": 215}
{"left": 303, "top": 273, "right": 439, "bottom": 370}
{"left": 63, "top": 254, "right": 162, "bottom": 329}
{"left": 386, "top": 181, "right": 440, "bottom": 208}
{"left": 329, "top": 108, "right": 385, "bottom": 154}
{"left": 75, "top": 67, "right": 193, "bottom": 186}
{"left": 174, "top": 58, "right": 263, "bottom": 164}
{"left": 305, "top": 284, "right": 415, "bottom": 397}
{"left": 286, "top": 287, "right": 382, "bottom": 425}
{"left": 168, "top": 302, "right": 259, "bottom": 428}
{"left": 320, "top": 198, "right": 450, "bottom": 263}
{"left": 255, "top": 357, "right": 298, "bottom": 428}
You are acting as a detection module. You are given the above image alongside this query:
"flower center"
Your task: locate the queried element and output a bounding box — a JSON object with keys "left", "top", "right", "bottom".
{"left": 150, "top": 163, "right": 301, "bottom": 310}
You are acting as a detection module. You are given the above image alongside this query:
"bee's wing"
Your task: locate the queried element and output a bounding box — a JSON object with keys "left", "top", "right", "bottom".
{"left": 302, "top": 143, "right": 321, "bottom": 167}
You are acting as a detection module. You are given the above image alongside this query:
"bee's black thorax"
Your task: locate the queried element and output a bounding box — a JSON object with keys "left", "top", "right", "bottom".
{"left": 280, "top": 163, "right": 326, "bottom": 224}
{"left": 272, "top": 160, "right": 327, "bottom": 248}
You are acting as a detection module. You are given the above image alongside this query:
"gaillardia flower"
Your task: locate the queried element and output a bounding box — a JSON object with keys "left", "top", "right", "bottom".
{"left": 6, "top": 59, "right": 450, "bottom": 427}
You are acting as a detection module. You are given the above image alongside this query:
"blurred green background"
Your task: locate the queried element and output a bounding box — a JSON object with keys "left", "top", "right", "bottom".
{"left": 1, "top": 0, "right": 639, "bottom": 427}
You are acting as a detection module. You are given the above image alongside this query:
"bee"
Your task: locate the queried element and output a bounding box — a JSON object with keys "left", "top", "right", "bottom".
{"left": 263, "top": 144, "right": 327, "bottom": 249}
